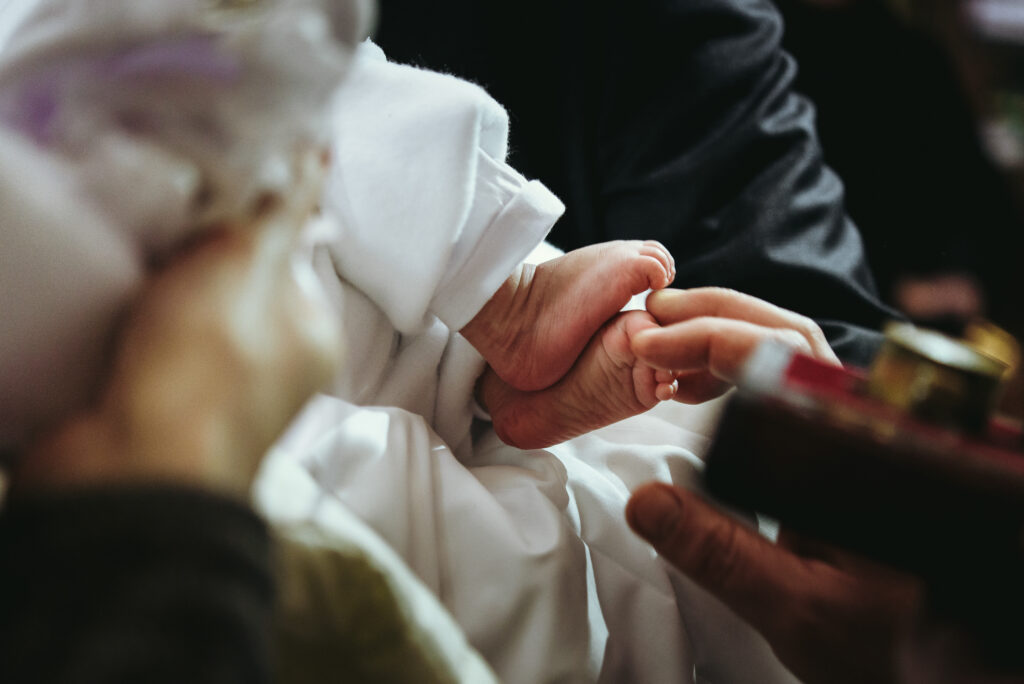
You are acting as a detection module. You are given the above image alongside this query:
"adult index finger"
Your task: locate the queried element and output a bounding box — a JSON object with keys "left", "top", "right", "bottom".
{"left": 646, "top": 289, "right": 837, "bottom": 362}
{"left": 631, "top": 317, "right": 813, "bottom": 383}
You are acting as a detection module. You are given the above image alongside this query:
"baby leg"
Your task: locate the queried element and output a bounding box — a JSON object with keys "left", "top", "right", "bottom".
{"left": 479, "top": 310, "right": 677, "bottom": 450}
{"left": 461, "top": 240, "right": 675, "bottom": 392}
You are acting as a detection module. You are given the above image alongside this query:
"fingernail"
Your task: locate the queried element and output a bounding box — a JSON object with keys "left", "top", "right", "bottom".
{"left": 629, "top": 486, "right": 683, "bottom": 542}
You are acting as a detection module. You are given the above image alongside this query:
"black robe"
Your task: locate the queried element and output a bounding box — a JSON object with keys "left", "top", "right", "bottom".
{"left": 776, "top": 0, "right": 1022, "bottom": 330}
{"left": 373, "top": 0, "right": 898, "bottom": 366}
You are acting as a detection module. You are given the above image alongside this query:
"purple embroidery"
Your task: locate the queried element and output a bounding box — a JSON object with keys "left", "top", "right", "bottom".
{"left": 0, "top": 34, "right": 241, "bottom": 146}
{"left": 0, "top": 76, "right": 60, "bottom": 145}
{"left": 101, "top": 35, "right": 241, "bottom": 83}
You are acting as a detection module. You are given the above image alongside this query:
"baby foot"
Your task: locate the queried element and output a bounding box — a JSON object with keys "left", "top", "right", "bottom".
{"left": 479, "top": 310, "right": 677, "bottom": 450}
{"left": 462, "top": 240, "right": 675, "bottom": 392}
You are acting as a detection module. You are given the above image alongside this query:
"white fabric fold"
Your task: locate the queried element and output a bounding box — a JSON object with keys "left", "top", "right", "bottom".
{"left": 432, "top": 174, "right": 565, "bottom": 331}
{"left": 255, "top": 447, "right": 499, "bottom": 683}
{"left": 268, "top": 396, "right": 801, "bottom": 684}
{"left": 322, "top": 41, "right": 562, "bottom": 336}
{"left": 313, "top": 42, "right": 561, "bottom": 455}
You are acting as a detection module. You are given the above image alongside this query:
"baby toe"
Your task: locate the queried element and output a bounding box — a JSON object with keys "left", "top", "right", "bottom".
{"left": 655, "top": 379, "right": 678, "bottom": 402}
{"left": 632, "top": 364, "right": 664, "bottom": 409}
{"left": 641, "top": 240, "right": 674, "bottom": 275}
{"left": 638, "top": 246, "right": 674, "bottom": 287}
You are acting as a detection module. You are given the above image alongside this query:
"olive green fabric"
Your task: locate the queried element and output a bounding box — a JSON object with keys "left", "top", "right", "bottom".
{"left": 259, "top": 453, "right": 498, "bottom": 684}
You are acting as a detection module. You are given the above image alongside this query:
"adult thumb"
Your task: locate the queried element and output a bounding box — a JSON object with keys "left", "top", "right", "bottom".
{"left": 626, "top": 483, "right": 802, "bottom": 634}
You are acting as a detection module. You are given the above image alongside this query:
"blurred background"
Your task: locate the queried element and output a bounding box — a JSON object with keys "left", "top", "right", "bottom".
{"left": 776, "top": 0, "right": 1022, "bottom": 329}
{"left": 776, "top": 0, "right": 1024, "bottom": 416}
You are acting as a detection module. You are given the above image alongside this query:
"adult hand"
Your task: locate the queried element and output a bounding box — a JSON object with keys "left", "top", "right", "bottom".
{"left": 17, "top": 209, "right": 342, "bottom": 499}
{"left": 626, "top": 483, "right": 920, "bottom": 684}
{"left": 633, "top": 288, "right": 840, "bottom": 403}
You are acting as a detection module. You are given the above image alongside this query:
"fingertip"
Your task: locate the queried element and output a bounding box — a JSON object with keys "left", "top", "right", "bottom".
{"left": 645, "top": 288, "right": 685, "bottom": 317}
{"left": 644, "top": 288, "right": 668, "bottom": 307}
{"left": 630, "top": 327, "right": 656, "bottom": 355}
{"left": 627, "top": 483, "right": 685, "bottom": 543}
{"left": 630, "top": 326, "right": 683, "bottom": 372}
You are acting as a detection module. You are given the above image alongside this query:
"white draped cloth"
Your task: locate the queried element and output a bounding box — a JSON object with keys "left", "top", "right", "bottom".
{"left": 262, "top": 43, "right": 802, "bottom": 684}
{"left": 265, "top": 397, "right": 800, "bottom": 684}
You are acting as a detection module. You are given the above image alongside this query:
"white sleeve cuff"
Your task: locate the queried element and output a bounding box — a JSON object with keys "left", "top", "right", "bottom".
{"left": 431, "top": 149, "right": 563, "bottom": 331}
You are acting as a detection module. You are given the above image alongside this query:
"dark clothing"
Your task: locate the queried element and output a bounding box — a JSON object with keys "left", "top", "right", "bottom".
{"left": 0, "top": 486, "right": 273, "bottom": 684}
{"left": 776, "top": 0, "right": 1023, "bottom": 327}
{"left": 374, "top": 0, "right": 898, "bottom": 367}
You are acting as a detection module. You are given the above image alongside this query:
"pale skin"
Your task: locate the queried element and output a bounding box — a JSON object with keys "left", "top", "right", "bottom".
{"left": 472, "top": 282, "right": 841, "bottom": 450}
{"left": 461, "top": 239, "right": 676, "bottom": 392}
{"left": 478, "top": 309, "right": 677, "bottom": 450}
{"left": 462, "top": 240, "right": 679, "bottom": 449}
{"left": 634, "top": 286, "right": 840, "bottom": 400}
